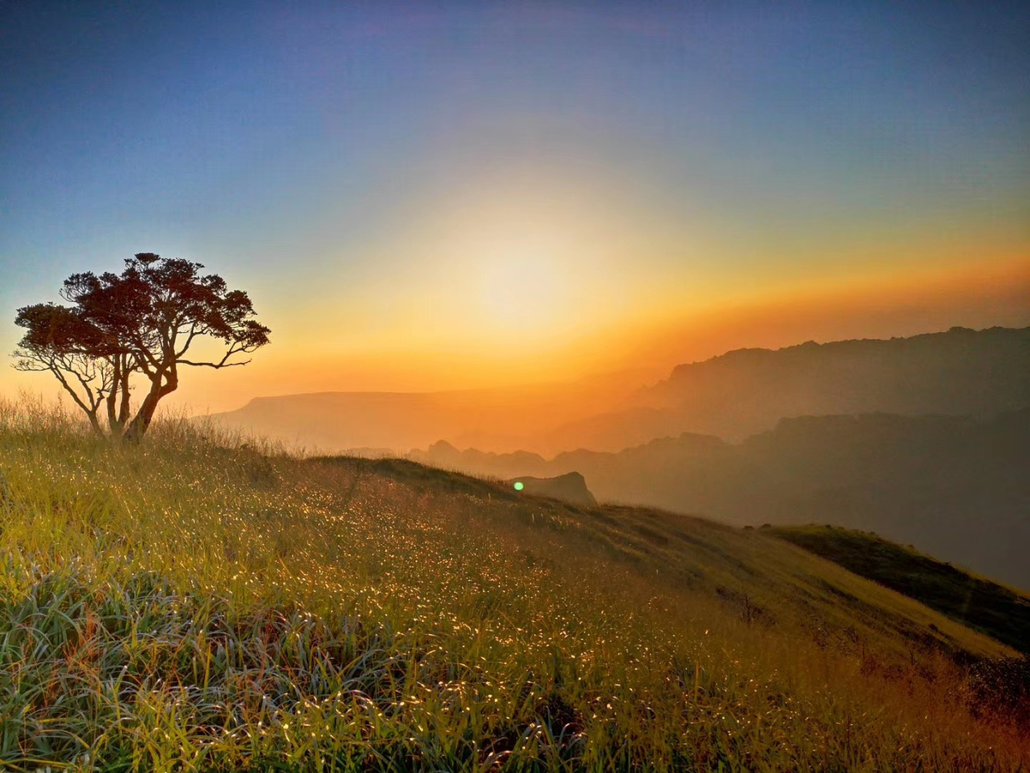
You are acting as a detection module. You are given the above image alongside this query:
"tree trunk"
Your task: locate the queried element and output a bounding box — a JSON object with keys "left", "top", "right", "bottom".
{"left": 124, "top": 391, "right": 160, "bottom": 443}
{"left": 106, "top": 359, "right": 121, "bottom": 434}
{"left": 87, "top": 411, "right": 103, "bottom": 435}
{"left": 107, "top": 358, "right": 132, "bottom": 436}
{"left": 123, "top": 369, "right": 176, "bottom": 443}
{"left": 117, "top": 366, "right": 132, "bottom": 426}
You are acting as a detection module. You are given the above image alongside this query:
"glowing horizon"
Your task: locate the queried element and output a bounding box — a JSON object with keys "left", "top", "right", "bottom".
{"left": 7, "top": 252, "right": 1012, "bottom": 416}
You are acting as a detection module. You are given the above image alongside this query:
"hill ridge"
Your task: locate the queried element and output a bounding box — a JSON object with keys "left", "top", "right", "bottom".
{"left": 415, "top": 407, "right": 1030, "bottom": 589}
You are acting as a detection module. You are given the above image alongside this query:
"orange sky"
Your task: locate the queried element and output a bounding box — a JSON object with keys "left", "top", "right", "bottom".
{"left": 631, "top": 253, "right": 1030, "bottom": 368}
{"left": 154, "top": 253, "right": 1029, "bottom": 413}
{"left": 1, "top": 249, "right": 1026, "bottom": 415}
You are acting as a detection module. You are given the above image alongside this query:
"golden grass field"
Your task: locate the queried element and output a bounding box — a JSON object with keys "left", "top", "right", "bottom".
{"left": 0, "top": 398, "right": 1027, "bottom": 771}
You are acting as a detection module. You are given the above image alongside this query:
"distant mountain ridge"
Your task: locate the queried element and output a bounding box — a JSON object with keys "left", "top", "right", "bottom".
{"left": 543, "top": 325, "right": 1030, "bottom": 449}
{"left": 206, "top": 368, "right": 661, "bottom": 454}
{"left": 208, "top": 326, "right": 1029, "bottom": 455}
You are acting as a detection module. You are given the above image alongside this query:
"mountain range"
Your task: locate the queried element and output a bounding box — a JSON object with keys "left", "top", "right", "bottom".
{"left": 537, "top": 325, "right": 1030, "bottom": 450}
{"left": 206, "top": 368, "right": 661, "bottom": 454}
{"left": 211, "top": 326, "right": 1030, "bottom": 455}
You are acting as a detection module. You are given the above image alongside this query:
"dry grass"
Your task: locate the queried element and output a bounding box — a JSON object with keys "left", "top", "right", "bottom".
{"left": 0, "top": 398, "right": 1026, "bottom": 771}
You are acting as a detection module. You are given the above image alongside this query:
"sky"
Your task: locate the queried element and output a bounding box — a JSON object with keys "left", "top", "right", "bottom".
{"left": 1, "top": 1, "right": 1028, "bottom": 412}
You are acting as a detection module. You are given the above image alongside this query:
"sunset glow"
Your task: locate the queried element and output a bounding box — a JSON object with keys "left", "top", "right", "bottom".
{"left": 0, "top": 3, "right": 1026, "bottom": 413}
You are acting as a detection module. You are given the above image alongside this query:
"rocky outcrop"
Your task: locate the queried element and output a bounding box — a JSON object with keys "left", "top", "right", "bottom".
{"left": 505, "top": 472, "right": 597, "bottom": 507}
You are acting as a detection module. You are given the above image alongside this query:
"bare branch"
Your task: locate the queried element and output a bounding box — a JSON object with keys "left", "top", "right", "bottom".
{"left": 178, "top": 358, "right": 252, "bottom": 369}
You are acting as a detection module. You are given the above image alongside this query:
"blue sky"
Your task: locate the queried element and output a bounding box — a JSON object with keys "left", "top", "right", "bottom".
{"left": 1, "top": 1, "right": 1028, "bottom": 407}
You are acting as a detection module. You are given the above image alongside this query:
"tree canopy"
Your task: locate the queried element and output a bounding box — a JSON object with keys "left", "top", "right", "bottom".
{"left": 14, "top": 253, "right": 270, "bottom": 441}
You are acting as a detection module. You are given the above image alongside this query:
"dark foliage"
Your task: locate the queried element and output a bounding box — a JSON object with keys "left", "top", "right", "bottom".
{"left": 14, "top": 253, "right": 269, "bottom": 440}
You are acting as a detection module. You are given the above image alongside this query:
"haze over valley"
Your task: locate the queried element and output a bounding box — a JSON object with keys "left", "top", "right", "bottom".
{"left": 213, "top": 325, "right": 1030, "bottom": 455}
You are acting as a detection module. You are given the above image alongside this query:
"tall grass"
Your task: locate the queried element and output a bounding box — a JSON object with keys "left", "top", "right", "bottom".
{"left": 0, "top": 399, "right": 1026, "bottom": 771}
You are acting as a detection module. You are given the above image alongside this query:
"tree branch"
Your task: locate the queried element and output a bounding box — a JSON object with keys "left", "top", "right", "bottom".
{"left": 177, "top": 358, "right": 252, "bottom": 369}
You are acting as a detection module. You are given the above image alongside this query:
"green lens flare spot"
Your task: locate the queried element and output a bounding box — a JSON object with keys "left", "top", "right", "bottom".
{"left": 513, "top": 481, "right": 524, "bottom": 491}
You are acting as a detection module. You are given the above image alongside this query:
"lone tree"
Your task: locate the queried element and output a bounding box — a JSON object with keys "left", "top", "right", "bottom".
{"left": 13, "top": 253, "right": 270, "bottom": 441}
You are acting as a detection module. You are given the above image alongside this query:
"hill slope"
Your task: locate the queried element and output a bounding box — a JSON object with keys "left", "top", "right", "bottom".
{"left": 766, "top": 525, "right": 1030, "bottom": 655}
{"left": 416, "top": 408, "right": 1030, "bottom": 589}
{"left": 0, "top": 407, "right": 1027, "bottom": 770}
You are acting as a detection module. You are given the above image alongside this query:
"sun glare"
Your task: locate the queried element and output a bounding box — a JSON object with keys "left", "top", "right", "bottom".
{"left": 478, "top": 249, "right": 567, "bottom": 332}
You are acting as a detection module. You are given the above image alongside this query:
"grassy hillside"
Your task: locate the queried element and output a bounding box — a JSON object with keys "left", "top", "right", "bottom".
{"left": 417, "top": 409, "right": 1030, "bottom": 589}
{"left": 0, "top": 401, "right": 1027, "bottom": 770}
{"left": 765, "top": 525, "right": 1030, "bottom": 655}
